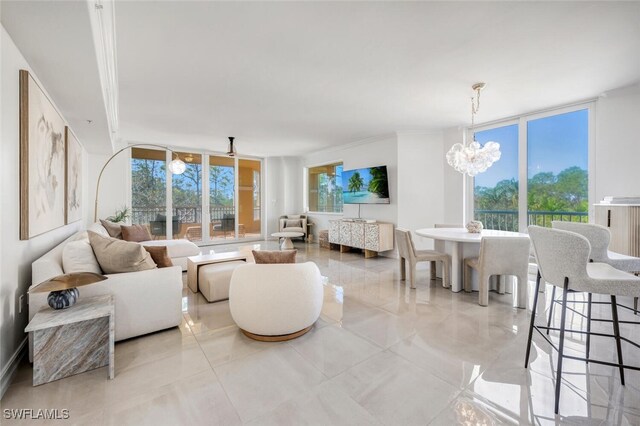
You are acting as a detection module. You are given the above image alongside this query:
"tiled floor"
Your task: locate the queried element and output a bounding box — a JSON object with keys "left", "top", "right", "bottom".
{"left": 2, "top": 241, "right": 640, "bottom": 425}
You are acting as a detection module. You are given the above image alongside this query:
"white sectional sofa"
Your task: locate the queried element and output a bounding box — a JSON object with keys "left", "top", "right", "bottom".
{"left": 29, "top": 223, "right": 195, "bottom": 344}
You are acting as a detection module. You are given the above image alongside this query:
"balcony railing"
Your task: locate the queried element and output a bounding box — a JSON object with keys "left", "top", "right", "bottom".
{"left": 132, "top": 206, "right": 235, "bottom": 225}
{"left": 474, "top": 210, "right": 588, "bottom": 232}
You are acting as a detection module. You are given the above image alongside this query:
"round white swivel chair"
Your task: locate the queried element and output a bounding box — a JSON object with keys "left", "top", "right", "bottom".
{"left": 229, "top": 262, "right": 323, "bottom": 341}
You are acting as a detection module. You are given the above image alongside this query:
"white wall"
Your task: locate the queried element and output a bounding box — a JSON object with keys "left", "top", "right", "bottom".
{"left": 302, "top": 135, "right": 399, "bottom": 252}
{"left": 442, "top": 127, "right": 465, "bottom": 225}
{"left": 396, "top": 132, "right": 445, "bottom": 249}
{"left": 0, "top": 26, "right": 86, "bottom": 397}
{"left": 86, "top": 151, "right": 129, "bottom": 226}
{"left": 595, "top": 83, "right": 640, "bottom": 201}
{"left": 265, "top": 156, "right": 303, "bottom": 236}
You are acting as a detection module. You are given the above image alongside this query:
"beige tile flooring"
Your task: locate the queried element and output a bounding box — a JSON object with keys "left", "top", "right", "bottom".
{"left": 2, "top": 241, "right": 640, "bottom": 425}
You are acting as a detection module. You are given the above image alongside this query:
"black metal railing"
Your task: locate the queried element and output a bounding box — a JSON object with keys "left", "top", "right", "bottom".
{"left": 474, "top": 210, "right": 588, "bottom": 232}
{"left": 132, "top": 205, "right": 235, "bottom": 225}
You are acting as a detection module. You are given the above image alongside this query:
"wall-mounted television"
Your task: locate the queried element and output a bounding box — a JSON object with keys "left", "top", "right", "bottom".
{"left": 342, "top": 165, "right": 390, "bottom": 204}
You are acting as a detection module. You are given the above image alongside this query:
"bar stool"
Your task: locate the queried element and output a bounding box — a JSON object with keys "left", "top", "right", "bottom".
{"left": 552, "top": 221, "right": 639, "bottom": 314}
{"left": 526, "top": 226, "right": 640, "bottom": 414}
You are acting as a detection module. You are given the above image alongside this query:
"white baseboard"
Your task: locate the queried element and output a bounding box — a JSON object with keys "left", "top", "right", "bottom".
{"left": 0, "top": 337, "right": 27, "bottom": 400}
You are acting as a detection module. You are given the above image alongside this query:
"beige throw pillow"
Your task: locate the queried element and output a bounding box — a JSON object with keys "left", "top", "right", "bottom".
{"left": 143, "top": 246, "right": 173, "bottom": 268}
{"left": 252, "top": 250, "right": 297, "bottom": 264}
{"left": 100, "top": 219, "right": 123, "bottom": 239}
{"left": 62, "top": 240, "right": 103, "bottom": 274}
{"left": 285, "top": 219, "right": 302, "bottom": 228}
{"left": 121, "top": 224, "right": 152, "bottom": 242}
{"left": 88, "top": 231, "right": 156, "bottom": 274}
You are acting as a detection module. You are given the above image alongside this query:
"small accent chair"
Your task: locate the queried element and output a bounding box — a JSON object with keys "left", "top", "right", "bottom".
{"left": 150, "top": 215, "right": 180, "bottom": 239}
{"left": 279, "top": 215, "right": 308, "bottom": 240}
{"left": 552, "top": 221, "right": 640, "bottom": 314}
{"left": 213, "top": 214, "right": 235, "bottom": 238}
{"left": 184, "top": 225, "right": 202, "bottom": 242}
{"left": 395, "top": 228, "right": 450, "bottom": 289}
{"left": 526, "top": 226, "right": 640, "bottom": 414}
{"left": 463, "top": 236, "right": 530, "bottom": 307}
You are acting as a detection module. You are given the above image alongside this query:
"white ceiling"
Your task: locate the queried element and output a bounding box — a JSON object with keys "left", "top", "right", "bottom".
{"left": 4, "top": 2, "right": 640, "bottom": 156}
{"left": 1, "top": 1, "right": 112, "bottom": 154}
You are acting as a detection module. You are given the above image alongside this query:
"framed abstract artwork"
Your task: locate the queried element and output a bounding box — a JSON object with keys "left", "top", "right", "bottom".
{"left": 20, "top": 69, "right": 67, "bottom": 240}
{"left": 65, "top": 127, "right": 82, "bottom": 224}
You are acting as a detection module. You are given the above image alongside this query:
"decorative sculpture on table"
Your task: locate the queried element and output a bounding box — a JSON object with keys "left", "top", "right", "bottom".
{"left": 31, "top": 272, "right": 108, "bottom": 310}
{"left": 466, "top": 220, "right": 484, "bottom": 233}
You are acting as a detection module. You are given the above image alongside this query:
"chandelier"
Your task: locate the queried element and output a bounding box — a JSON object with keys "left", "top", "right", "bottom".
{"left": 446, "top": 83, "right": 501, "bottom": 177}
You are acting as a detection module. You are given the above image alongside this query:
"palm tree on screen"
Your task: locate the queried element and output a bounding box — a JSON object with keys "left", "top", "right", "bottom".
{"left": 348, "top": 172, "right": 364, "bottom": 193}
{"left": 367, "top": 166, "right": 389, "bottom": 198}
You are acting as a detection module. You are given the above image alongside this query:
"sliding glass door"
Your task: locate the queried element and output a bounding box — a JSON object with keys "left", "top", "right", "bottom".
{"left": 131, "top": 148, "right": 168, "bottom": 239}
{"left": 131, "top": 149, "right": 263, "bottom": 245}
{"left": 173, "top": 152, "right": 203, "bottom": 242}
{"left": 209, "top": 156, "right": 236, "bottom": 241}
{"left": 238, "top": 159, "right": 261, "bottom": 240}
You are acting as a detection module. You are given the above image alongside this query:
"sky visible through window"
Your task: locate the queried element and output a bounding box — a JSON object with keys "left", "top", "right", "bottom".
{"left": 474, "top": 124, "right": 518, "bottom": 188}
{"left": 474, "top": 109, "right": 588, "bottom": 188}
{"left": 473, "top": 109, "right": 589, "bottom": 230}
{"left": 528, "top": 109, "right": 588, "bottom": 180}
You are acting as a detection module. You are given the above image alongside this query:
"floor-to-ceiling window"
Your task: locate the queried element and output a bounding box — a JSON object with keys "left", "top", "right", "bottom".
{"left": 131, "top": 149, "right": 263, "bottom": 244}
{"left": 474, "top": 124, "right": 519, "bottom": 231}
{"left": 527, "top": 109, "right": 589, "bottom": 227}
{"left": 209, "top": 155, "right": 236, "bottom": 241}
{"left": 307, "top": 163, "right": 343, "bottom": 213}
{"left": 131, "top": 148, "right": 168, "bottom": 238}
{"left": 173, "top": 152, "right": 202, "bottom": 242}
{"left": 473, "top": 105, "right": 591, "bottom": 231}
{"left": 238, "top": 159, "right": 261, "bottom": 240}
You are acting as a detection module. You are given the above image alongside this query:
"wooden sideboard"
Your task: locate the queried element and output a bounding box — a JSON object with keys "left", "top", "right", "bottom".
{"left": 328, "top": 220, "right": 394, "bottom": 258}
{"left": 594, "top": 204, "right": 640, "bottom": 257}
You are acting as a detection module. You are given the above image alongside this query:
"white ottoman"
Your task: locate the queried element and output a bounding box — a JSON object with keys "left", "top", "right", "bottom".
{"left": 229, "top": 262, "right": 323, "bottom": 341}
{"left": 199, "top": 260, "right": 246, "bottom": 302}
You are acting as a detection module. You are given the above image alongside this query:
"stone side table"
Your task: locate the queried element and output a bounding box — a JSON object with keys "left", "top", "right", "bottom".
{"left": 25, "top": 295, "right": 114, "bottom": 386}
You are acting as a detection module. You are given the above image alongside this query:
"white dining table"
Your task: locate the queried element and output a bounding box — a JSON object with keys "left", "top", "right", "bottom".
{"left": 415, "top": 228, "right": 529, "bottom": 293}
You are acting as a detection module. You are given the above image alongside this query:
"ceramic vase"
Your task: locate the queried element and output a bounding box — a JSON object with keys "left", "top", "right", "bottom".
{"left": 47, "top": 288, "right": 80, "bottom": 310}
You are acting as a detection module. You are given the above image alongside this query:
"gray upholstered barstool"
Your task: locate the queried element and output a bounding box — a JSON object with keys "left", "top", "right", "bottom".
{"left": 552, "top": 221, "right": 640, "bottom": 314}
{"left": 526, "top": 226, "right": 640, "bottom": 414}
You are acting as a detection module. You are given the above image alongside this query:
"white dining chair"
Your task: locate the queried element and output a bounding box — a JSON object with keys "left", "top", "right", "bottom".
{"left": 433, "top": 223, "right": 463, "bottom": 280}
{"left": 396, "top": 228, "right": 450, "bottom": 289}
{"left": 526, "top": 226, "right": 640, "bottom": 414}
{"left": 463, "top": 236, "right": 530, "bottom": 308}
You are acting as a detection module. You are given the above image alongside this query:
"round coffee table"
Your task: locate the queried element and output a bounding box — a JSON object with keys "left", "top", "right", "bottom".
{"left": 271, "top": 232, "right": 304, "bottom": 250}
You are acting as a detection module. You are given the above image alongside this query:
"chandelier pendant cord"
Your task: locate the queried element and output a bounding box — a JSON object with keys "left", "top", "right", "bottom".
{"left": 445, "top": 82, "right": 501, "bottom": 177}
